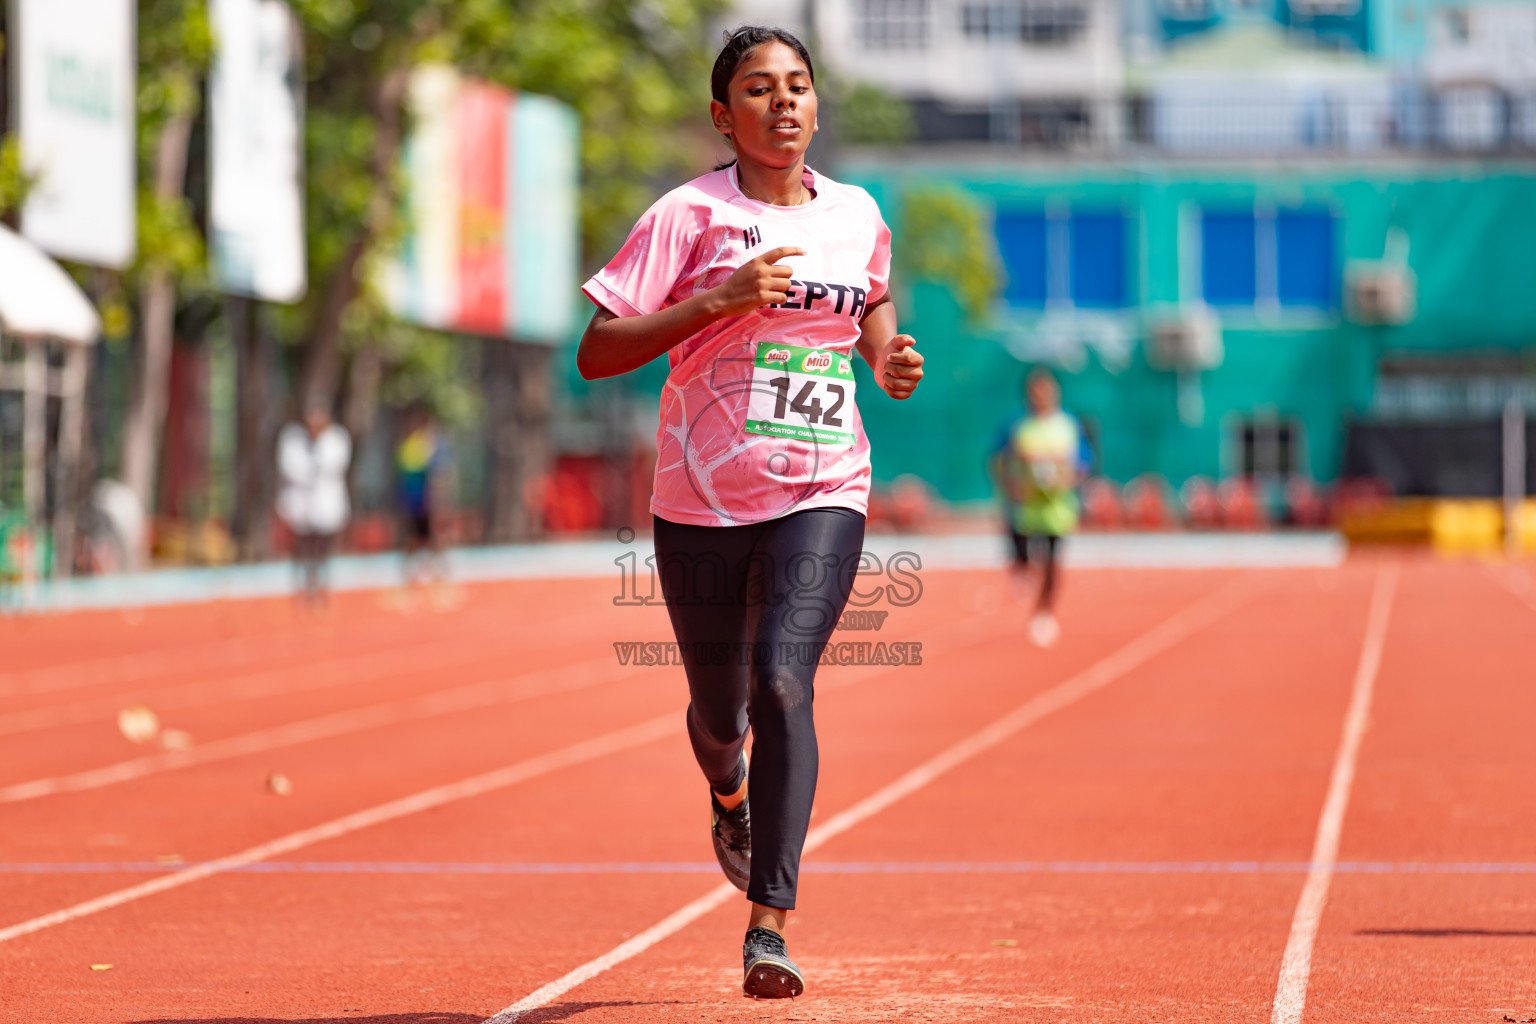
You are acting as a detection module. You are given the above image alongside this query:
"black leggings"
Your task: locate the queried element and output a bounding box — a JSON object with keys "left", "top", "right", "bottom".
{"left": 653, "top": 507, "right": 866, "bottom": 910}
{"left": 293, "top": 531, "right": 335, "bottom": 600}
{"left": 1009, "top": 530, "right": 1061, "bottom": 610}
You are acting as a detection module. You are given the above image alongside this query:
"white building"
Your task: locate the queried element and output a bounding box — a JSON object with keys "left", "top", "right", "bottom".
{"left": 1420, "top": 2, "right": 1536, "bottom": 150}
{"left": 722, "top": 0, "right": 1125, "bottom": 146}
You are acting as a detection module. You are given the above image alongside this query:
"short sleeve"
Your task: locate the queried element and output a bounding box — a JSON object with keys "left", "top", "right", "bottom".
{"left": 991, "top": 416, "right": 1017, "bottom": 457}
{"left": 582, "top": 191, "right": 703, "bottom": 319}
{"left": 864, "top": 197, "right": 893, "bottom": 307}
{"left": 1072, "top": 415, "right": 1095, "bottom": 475}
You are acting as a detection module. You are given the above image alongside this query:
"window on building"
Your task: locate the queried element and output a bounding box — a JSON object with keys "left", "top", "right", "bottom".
{"left": 853, "top": 0, "right": 932, "bottom": 49}
{"left": 1201, "top": 213, "right": 1258, "bottom": 306}
{"left": 996, "top": 212, "right": 1049, "bottom": 306}
{"left": 1275, "top": 210, "right": 1335, "bottom": 308}
{"left": 1289, "top": 0, "right": 1363, "bottom": 17}
{"left": 1236, "top": 417, "right": 1304, "bottom": 477}
{"left": 1160, "top": 0, "right": 1214, "bottom": 20}
{"left": 996, "top": 208, "right": 1129, "bottom": 309}
{"left": 1442, "top": 7, "right": 1471, "bottom": 43}
{"left": 960, "top": 1, "right": 1091, "bottom": 45}
{"left": 1199, "top": 207, "right": 1336, "bottom": 311}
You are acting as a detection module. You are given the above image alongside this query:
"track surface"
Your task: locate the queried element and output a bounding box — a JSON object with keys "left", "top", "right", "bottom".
{"left": 2, "top": 555, "right": 1534, "bottom": 1023}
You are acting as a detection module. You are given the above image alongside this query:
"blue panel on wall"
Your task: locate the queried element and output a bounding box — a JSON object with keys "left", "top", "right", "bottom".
{"left": 1201, "top": 211, "right": 1257, "bottom": 306}
{"left": 1276, "top": 209, "right": 1336, "bottom": 309}
{"left": 995, "top": 210, "right": 1048, "bottom": 307}
{"left": 1069, "top": 212, "right": 1128, "bottom": 308}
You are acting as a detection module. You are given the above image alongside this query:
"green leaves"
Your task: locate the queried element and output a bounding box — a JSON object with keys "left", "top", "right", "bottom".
{"left": 897, "top": 184, "right": 1003, "bottom": 324}
{"left": 0, "top": 136, "right": 33, "bottom": 218}
{"left": 836, "top": 82, "right": 916, "bottom": 146}
{"left": 135, "top": 188, "right": 205, "bottom": 284}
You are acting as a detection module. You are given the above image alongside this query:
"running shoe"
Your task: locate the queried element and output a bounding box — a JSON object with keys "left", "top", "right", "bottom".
{"left": 742, "top": 926, "right": 804, "bottom": 998}
{"left": 710, "top": 767, "right": 751, "bottom": 892}
{"left": 1029, "top": 610, "right": 1060, "bottom": 648}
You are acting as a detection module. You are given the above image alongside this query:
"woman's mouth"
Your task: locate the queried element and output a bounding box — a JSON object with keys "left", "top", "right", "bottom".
{"left": 770, "top": 119, "right": 801, "bottom": 134}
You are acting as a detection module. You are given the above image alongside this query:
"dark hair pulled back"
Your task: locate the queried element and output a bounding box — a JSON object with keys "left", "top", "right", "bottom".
{"left": 710, "top": 26, "right": 815, "bottom": 105}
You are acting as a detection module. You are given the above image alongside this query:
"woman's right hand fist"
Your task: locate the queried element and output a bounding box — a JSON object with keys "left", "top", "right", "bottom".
{"left": 710, "top": 247, "right": 805, "bottom": 317}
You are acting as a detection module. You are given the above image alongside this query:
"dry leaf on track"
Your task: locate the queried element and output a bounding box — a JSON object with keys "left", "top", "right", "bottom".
{"left": 117, "top": 707, "right": 159, "bottom": 744}
{"left": 158, "top": 728, "right": 194, "bottom": 751}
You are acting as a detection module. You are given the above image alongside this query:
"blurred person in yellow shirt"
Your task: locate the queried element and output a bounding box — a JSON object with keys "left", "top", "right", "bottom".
{"left": 990, "top": 368, "right": 1092, "bottom": 647}
{"left": 395, "top": 405, "right": 450, "bottom": 590}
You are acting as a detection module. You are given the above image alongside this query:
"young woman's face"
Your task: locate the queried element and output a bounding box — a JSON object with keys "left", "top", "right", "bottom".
{"left": 711, "top": 41, "right": 818, "bottom": 169}
{"left": 1027, "top": 375, "right": 1060, "bottom": 414}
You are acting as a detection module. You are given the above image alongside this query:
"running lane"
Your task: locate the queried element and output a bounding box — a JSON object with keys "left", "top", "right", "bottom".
{"left": 1303, "top": 558, "right": 1536, "bottom": 1023}
{"left": 501, "top": 564, "right": 1384, "bottom": 1022}
{"left": 0, "top": 569, "right": 1209, "bottom": 1022}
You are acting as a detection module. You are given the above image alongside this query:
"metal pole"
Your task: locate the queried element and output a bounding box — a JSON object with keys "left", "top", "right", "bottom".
{"left": 21, "top": 337, "right": 44, "bottom": 524}
{"left": 52, "top": 344, "right": 89, "bottom": 577}
{"left": 1504, "top": 396, "right": 1526, "bottom": 559}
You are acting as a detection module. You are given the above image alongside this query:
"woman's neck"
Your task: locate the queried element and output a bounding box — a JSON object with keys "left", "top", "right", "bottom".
{"left": 736, "top": 158, "right": 808, "bottom": 206}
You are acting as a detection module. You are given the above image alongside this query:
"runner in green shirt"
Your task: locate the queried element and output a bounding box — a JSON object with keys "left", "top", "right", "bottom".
{"left": 990, "top": 368, "right": 1093, "bottom": 647}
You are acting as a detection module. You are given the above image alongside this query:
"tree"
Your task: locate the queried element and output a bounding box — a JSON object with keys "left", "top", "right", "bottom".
{"left": 12, "top": 1, "right": 729, "bottom": 558}
{"left": 896, "top": 184, "right": 1003, "bottom": 324}
{"left": 283, "top": 0, "right": 727, "bottom": 541}
{"left": 117, "top": 0, "right": 212, "bottom": 563}
{"left": 286, "top": 0, "right": 728, "bottom": 408}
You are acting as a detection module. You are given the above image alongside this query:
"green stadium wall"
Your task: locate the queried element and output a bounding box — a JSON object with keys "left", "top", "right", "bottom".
{"left": 836, "top": 160, "right": 1536, "bottom": 505}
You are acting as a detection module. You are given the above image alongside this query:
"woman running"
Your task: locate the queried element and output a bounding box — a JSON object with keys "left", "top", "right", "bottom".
{"left": 577, "top": 26, "right": 924, "bottom": 999}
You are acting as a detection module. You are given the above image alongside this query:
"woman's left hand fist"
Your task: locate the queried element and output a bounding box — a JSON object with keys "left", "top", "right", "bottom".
{"left": 881, "top": 335, "right": 924, "bottom": 400}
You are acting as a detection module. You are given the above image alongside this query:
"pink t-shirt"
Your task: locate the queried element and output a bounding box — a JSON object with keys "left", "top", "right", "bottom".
{"left": 583, "top": 165, "right": 891, "bottom": 527}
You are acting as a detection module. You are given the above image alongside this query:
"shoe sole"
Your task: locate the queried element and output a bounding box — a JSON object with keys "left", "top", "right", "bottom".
{"left": 743, "top": 958, "right": 804, "bottom": 999}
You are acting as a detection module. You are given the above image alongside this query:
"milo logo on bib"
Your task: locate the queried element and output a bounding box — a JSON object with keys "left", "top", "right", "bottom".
{"left": 745, "top": 342, "right": 857, "bottom": 447}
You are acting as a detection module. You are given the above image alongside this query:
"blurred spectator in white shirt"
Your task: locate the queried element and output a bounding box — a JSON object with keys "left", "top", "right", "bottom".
{"left": 277, "top": 399, "right": 351, "bottom": 607}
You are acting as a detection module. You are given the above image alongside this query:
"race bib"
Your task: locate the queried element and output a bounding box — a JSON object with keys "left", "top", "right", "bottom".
{"left": 745, "top": 342, "right": 857, "bottom": 447}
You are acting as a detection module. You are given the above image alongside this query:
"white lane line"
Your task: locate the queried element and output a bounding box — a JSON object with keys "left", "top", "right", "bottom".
{"left": 0, "top": 655, "right": 636, "bottom": 803}
{"left": 17, "top": 859, "right": 1536, "bottom": 876}
{"left": 1487, "top": 563, "right": 1536, "bottom": 616}
{"left": 0, "top": 713, "right": 681, "bottom": 946}
{"left": 1270, "top": 563, "right": 1399, "bottom": 1024}
{"left": 482, "top": 573, "right": 1259, "bottom": 1024}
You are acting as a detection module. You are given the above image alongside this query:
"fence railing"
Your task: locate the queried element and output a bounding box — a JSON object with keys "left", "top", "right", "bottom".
{"left": 956, "top": 91, "right": 1536, "bottom": 156}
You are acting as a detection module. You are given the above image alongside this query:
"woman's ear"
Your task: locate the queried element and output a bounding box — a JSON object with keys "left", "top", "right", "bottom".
{"left": 709, "top": 99, "right": 732, "bottom": 138}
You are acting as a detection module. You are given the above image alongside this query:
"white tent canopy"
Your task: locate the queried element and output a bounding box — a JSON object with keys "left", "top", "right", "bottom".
{"left": 0, "top": 223, "right": 102, "bottom": 345}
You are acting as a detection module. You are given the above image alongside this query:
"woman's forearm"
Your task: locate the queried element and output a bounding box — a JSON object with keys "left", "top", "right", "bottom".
{"left": 855, "top": 299, "right": 898, "bottom": 374}
{"left": 578, "top": 246, "right": 803, "bottom": 380}
{"left": 576, "top": 292, "right": 728, "bottom": 380}
{"left": 855, "top": 297, "right": 924, "bottom": 400}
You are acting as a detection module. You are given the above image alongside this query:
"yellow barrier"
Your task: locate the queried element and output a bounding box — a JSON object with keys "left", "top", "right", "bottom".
{"left": 1342, "top": 498, "right": 1536, "bottom": 557}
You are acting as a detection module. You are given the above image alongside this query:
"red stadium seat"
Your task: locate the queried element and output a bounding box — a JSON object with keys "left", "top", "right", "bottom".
{"left": 1080, "top": 476, "right": 1124, "bottom": 529}
{"left": 1124, "top": 474, "right": 1176, "bottom": 530}
{"left": 1332, "top": 476, "right": 1394, "bottom": 525}
{"left": 1180, "top": 476, "right": 1222, "bottom": 530}
{"left": 1284, "top": 476, "right": 1330, "bottom": 528}
{"left": 1217, "top": 477, "right": 1267, "bottom": 530}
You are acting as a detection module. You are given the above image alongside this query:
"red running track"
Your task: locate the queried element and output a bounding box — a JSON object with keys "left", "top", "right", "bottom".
{"left": 1, "top": 557, "right": 1534, "bottom": 1023}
